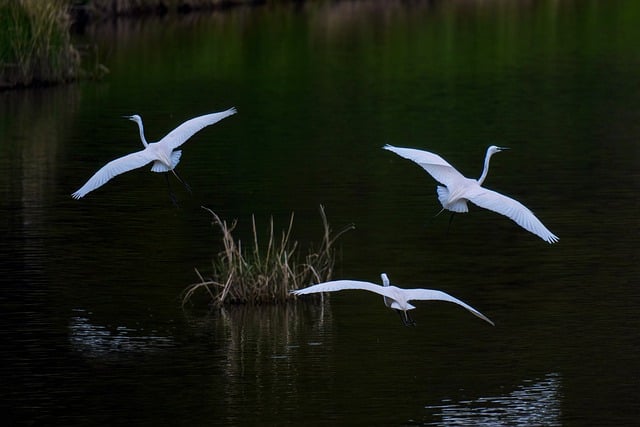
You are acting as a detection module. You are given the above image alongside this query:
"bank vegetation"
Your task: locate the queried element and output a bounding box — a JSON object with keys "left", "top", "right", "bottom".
{"left": 0, "top": 0, "right": 81, "bottom": 88}
{"left": 0, "top": 0, "right": 256, "bottom": 89}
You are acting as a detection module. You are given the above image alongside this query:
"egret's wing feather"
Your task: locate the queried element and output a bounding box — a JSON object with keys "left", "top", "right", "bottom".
{"left": 383, "top": 144, "right": 454, "bottom": 168}
{"left": 162, "top": 107, "right": 236, "bottom": 150}
{"left": 403, "top": 288, "right": 494, "bottom": 325}
{"left": 291, "top": 280, "right": 392, "bottom": 298}
{"left": 72, "top": 150, "right": 153, "bottom": 199}
{"left": 467, "top": 188, "right": 559, "bottom": 243}
{"left": 383, "top": 144, "right": 466, "bottom": 186}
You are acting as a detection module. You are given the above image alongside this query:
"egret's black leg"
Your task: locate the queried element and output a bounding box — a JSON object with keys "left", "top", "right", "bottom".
{"left": 171, "top": 169, "right": 192, "bottom": 194}
{"left": 396, "top": 309, "right": 416, "bottom": 327}
{"left": 446, "top": 212, "right": 456, "bottom": 234}
{"left": 405, "top": 311, "right": 416, "bottom": 327}
{"left": 427, "top": 208, "right": 445, "bottom": 227}
{"left": 165, "top": 173, "right": 179, "bottom": 207}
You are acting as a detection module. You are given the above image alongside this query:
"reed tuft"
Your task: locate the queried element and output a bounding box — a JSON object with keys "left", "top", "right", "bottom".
{"left": 0, "top": 0, "right": 81, "bottom": 88}
{"left": 182, "top": 205, "right": 354, "bottom": 307}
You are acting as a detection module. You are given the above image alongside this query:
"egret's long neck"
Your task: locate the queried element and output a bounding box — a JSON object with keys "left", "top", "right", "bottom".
{"left": 477, "top": 149, "right": 495, "bottom": 185}
{"left": 381, "top": 274, "right": 390, "bottom": 287}
{"left": 136, "top": 120, "right": 149, "bottom": 147}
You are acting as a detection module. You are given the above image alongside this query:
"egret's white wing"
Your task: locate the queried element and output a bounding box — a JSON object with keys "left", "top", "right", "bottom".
{"left": 403, "top": 288, "right": 494, "bottom": 325}
{"left": 161, "top": 107, "right": 237, "bottom": 150}
{"left": 72, "top": 150, "right": 154, "bottom": 199}
{"left": 383, "top": 144, "right": 466, "bottom": 187}
{"left": 291, "top": 280, "right": 393, "bottom": 299}
{"left": 466, "top": 188, "right": 559, "bottom": 243}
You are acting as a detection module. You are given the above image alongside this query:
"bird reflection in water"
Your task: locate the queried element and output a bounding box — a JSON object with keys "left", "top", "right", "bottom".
{"left": 423, "top": 373, "right": 562, "bottom": 426}
{"left": 68, "top": 309, "right": 174, "bottom": 359}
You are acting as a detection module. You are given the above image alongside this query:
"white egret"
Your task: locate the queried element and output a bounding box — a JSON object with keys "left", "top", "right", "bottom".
{"left": 291, "top": 273, "right": 494, "bottom": 327}
{"left": 383, "top": 144, "right": 558, "bottom": 243}
{"left": 71, "top": 107, "right": 236, "bottom": 199}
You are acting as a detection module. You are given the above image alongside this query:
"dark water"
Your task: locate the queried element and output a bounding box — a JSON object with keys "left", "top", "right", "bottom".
{"left": 2, "top": 1, "right": 639, "bottom": 425}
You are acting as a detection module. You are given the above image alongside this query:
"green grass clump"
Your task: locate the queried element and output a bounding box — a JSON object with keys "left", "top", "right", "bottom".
{"left": 182, "top": 206, "right": 354, "bottom": 307}
{"left": 0, "top": 0, "right": 80, "bottom": 88}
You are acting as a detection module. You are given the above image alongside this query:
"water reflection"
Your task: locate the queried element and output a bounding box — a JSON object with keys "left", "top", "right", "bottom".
{"left": 1, "top": 86, "right": 81, "bottom": 281}
{"left": 0, "top": 86, "right": 80, "bottom": 203}
{"left": 423, "top": 373, "right": 562, "bottom": 426}
{"left": 187, "top": 301, "right": 332, "bottom": 370}
{"left": 185, "top": 303, "right": 334, "bottom": 423}
{"left": 69, "top": 308, "right": 175, "bottom": 359}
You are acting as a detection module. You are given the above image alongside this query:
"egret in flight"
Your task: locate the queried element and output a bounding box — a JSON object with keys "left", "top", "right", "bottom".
{"left": 71, "top": 107, "right": 236, "bottom": 200}
{"left": 383, "top": 145, "right": 558, "bottom": 243}
{"left": 291, "top": 273, "right": 494, "bottom": 327}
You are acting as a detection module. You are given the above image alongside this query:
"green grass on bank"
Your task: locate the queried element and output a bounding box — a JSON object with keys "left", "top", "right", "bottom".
{"left": 0, "top": 0, "right": 80, "bottom": 88}
{"left": 0, "top": 0, "right": 256, "bottom": 88}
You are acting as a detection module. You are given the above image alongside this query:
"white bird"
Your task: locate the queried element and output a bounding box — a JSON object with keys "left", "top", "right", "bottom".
{"left": 291, "top": 273, "right": 494, "bottom": 327}
{"left": 71, "top": 107, "right": 237, "bottom": 199}
{"left": 383, "top": 144, "right": 558, "bottom": 243}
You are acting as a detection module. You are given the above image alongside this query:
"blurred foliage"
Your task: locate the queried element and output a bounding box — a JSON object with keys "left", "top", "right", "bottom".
{"left": 73, "top": 0, "right": 255, "bottom": 17}
{"left": 0, "top": 0, "right": 80, "bottom": 88}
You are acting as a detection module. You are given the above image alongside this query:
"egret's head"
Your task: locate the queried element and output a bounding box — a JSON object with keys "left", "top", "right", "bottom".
{"left": 123, "top": 114, "right": 142, "bottom": 124}
{"left": 488, "top": 145, "right": 509, "bottom": 154}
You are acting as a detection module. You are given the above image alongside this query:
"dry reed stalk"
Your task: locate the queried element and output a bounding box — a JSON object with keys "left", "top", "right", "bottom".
{"left": 182, "top": 205, "right": 354, "bottom": 307}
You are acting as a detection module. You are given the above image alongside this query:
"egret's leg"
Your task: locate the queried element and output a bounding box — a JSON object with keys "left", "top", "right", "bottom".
{"left": 164, "top": 173, "right": 179, "bottom": 207}
{"left": 405, "top": 311, "right": 416, "bottom": 327}
{"left": 170, "top": 169, "right": 192, "bottom": 194}
{"left": 396, "top": 309, "right": 416, "bottom": 327}
{"left": 427, "top": 208, "right": 446, "bottom": 227}
{"left": 446, "top": 212, "right": 456, "bottom": 234}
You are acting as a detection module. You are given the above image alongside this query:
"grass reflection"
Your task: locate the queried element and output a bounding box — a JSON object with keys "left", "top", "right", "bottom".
{"left": 185, "top": 302, "right": 334, "bottom": 421}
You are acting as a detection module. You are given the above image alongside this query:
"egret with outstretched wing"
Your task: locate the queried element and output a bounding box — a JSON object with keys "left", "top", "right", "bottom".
{"left": 72, "top": 107, "right": 236, "bottom": 199}
{"left": 383, "top": 145, "right": 558, "bottom": 243}
{"left": 291, "top": 273, "right": 494, "bottom": 327}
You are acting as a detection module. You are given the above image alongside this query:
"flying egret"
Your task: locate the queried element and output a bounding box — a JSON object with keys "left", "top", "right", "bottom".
{"left": 71, "top": 107, "right": 237, "bottom": 200}
{"left": 383, "top": 144, "right": 559, "bottom": 243}
{"left": 291, "top": 273, "right": 494, "bottom": 327}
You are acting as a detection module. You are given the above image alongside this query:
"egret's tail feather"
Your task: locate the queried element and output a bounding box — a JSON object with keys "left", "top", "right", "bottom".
{"left": 436, "top": 185, "right": 449, "bottom": 207}
{"left": 437, "top": 186, "right": 468, "bottom": 213}
{"left": 151, "top": 150, "right": 182, "bottom": 173}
